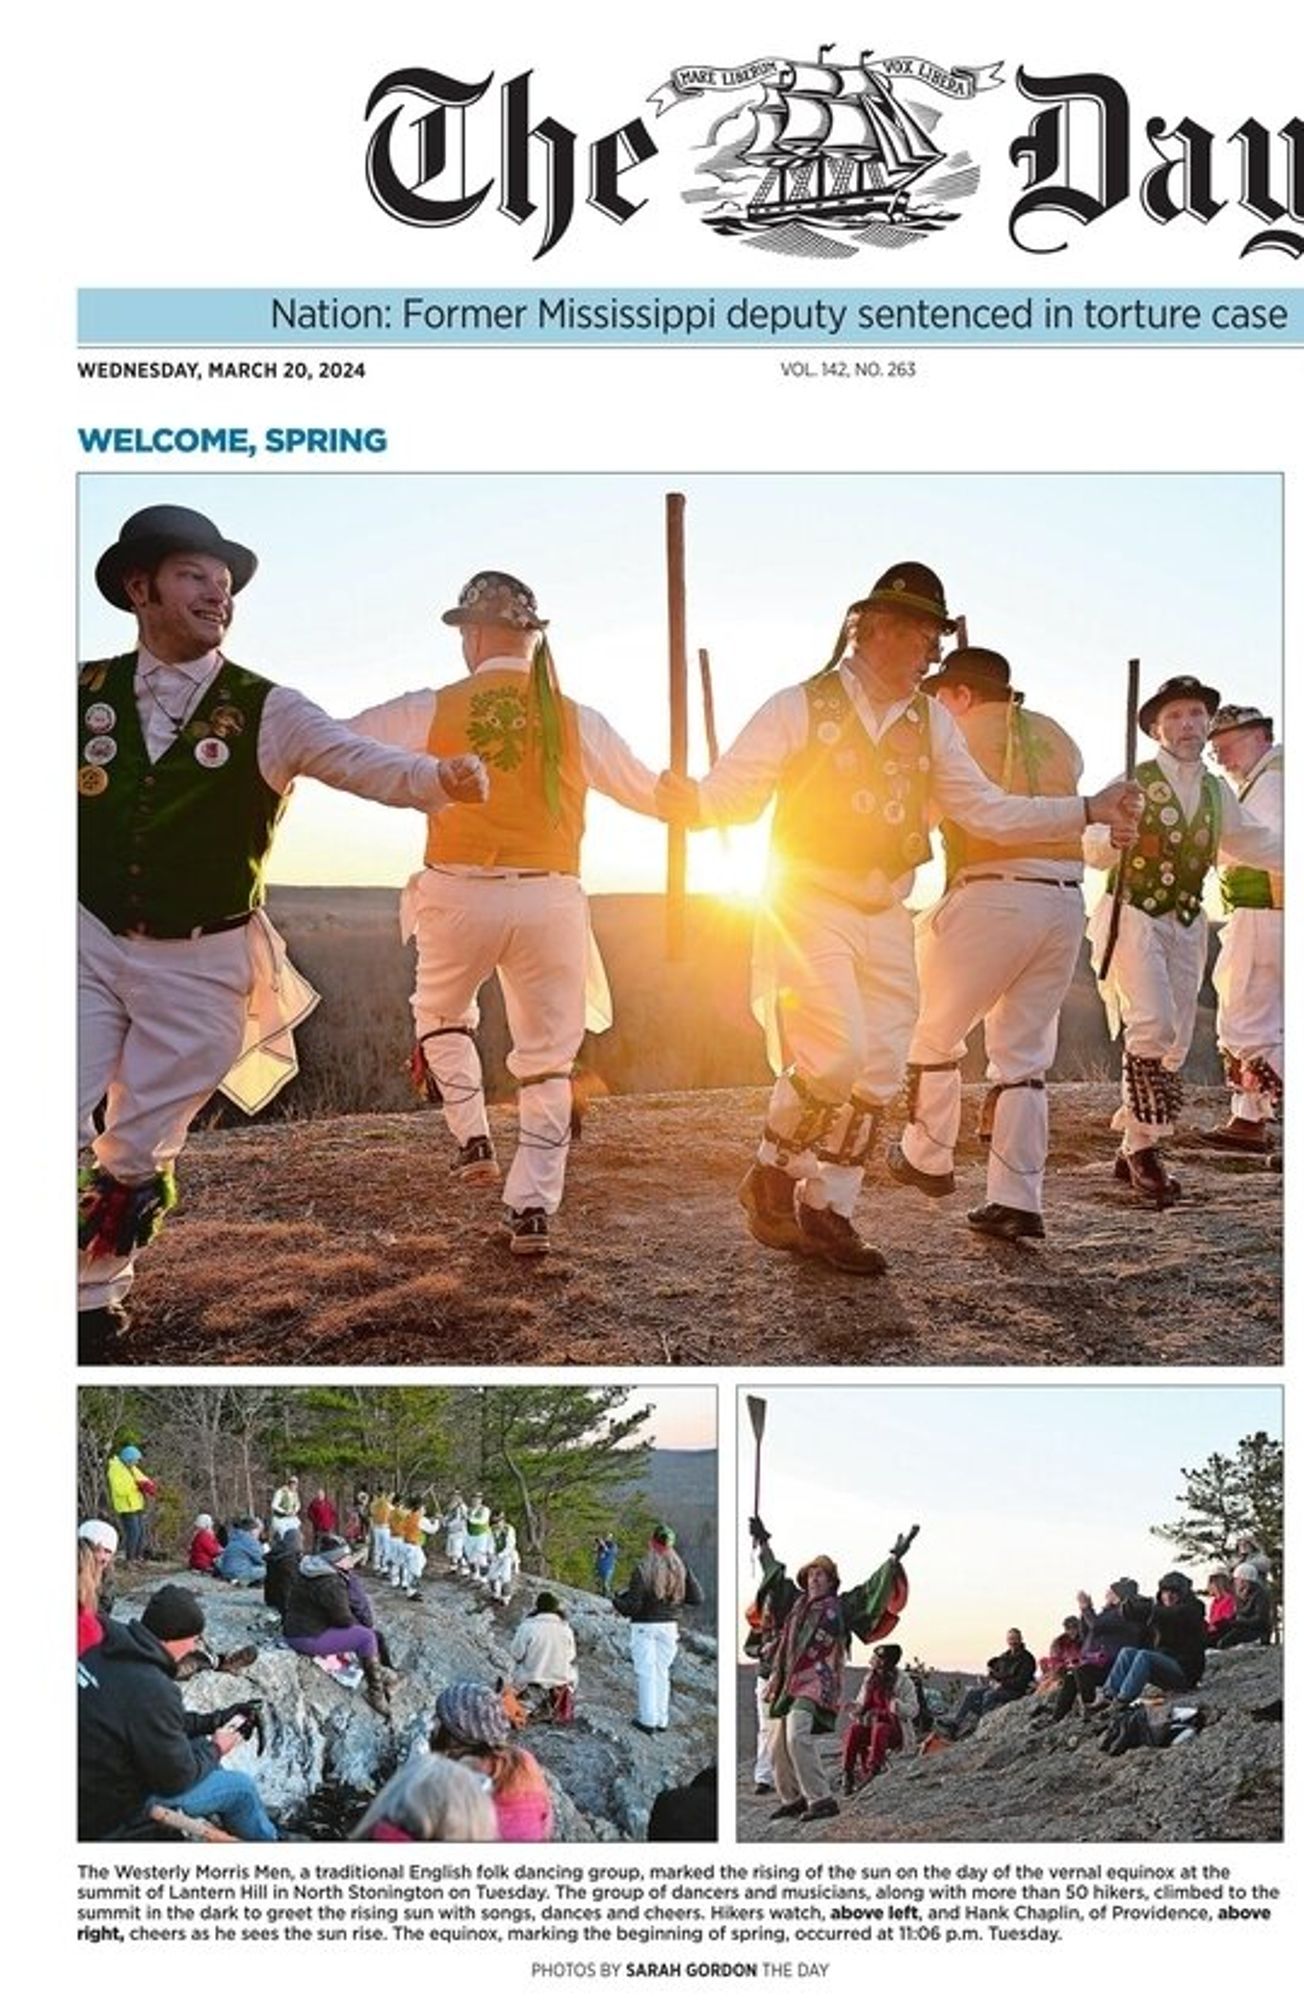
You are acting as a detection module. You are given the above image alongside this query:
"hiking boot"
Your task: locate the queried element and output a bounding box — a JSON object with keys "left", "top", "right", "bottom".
{"left": 794, "top": 1202, "right": 888, "bottom": 1275}
{"left": 769, "top": 1800, "right": 806, "bottom": 1821}
{"left": 453, "top": 1134, "right": 501, "bottom": 1184}
{"left": 738, "top": 1162, "right": 803, "bottom": 1251}
{"left": 78, "top": 1303, "right": 131, "bottom": 1365}
{"left": 1197, "top": 1118, "right": 1270, "bottom": 1154}
{"left": 1115, "top": 1146, "right": 1181, "bottom": 1207}
{"left": 841, "top": 1771, "right": 857, "bottom": 1797}
{"left": 362, "top": 1657, "right": 392, "bottom": 1719}
{"left": 887, "top": 1143, "right": 955, "bottom": 1198}
{"left": 216, "top": 1645, "right": 259, "bottom": 1674}
{"left": 502, "top": 1206, "right": 550, "bottom": 1255}
{"left": 967, "top": 1201, "right": 1046, "bottom": 1242}
{"left": 801, "top": 1797, "right": 839, "bottom": 1822}
{"left": 173, "top": 1649, "right": 216, "bottom": 1682}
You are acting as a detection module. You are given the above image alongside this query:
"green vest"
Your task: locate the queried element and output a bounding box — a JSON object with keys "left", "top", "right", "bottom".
{"left": 771, "top": 675, "right": 932, "bottom": 882}
{"left": 1220, "top": 750, "right": 1282, "bottom": 911}
{"left": 78, "top": 652, "right": 284, "bottom": 937}
{"left": 1109, "top": 757, "right": 1221, "bottom": 927}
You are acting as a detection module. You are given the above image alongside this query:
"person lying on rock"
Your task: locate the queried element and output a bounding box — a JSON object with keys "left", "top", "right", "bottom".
{"left": 1213, "top": 1563, "right": 1274, "bottom": 1649}
{"left": 350, "top": 1751, "right": 498, "bottom": 1843}
{"left": 941, "top": 1628, "right": 1036, "bottom": 1737}
{"left": 431, "top": 1681, "right": 554, "bottom": 1842}
{"left": 841, "top": 1643, "right": 923, "bottom": 1794}
{"left": 1091, "top": 1571, "right": 1206, "bottom": 1708}
{"left": 283, "top": 1534, "right": 396, "bottom": 1716}
{"left": 78, "top": 1583, "right": 280, "bottom": 1841}
{"left": 510, "top": 1592, "right": 578, "bottom": 1722}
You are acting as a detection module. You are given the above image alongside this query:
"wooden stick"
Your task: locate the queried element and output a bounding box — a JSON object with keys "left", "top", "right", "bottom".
{"left": 1098, "top": 657, "right": 1141, "bottom": 983}
{"left": 698, "top": 647, "right": 719, "bottom": 766}
{"left": 666, "top": 494, "right": 688, "bottom": 961}
{"left": 746, "top": 1395, "right": 767, "bottom": 1522}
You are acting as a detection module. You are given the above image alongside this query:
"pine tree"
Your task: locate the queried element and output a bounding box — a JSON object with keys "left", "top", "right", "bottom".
{"left": 1152, "top": 1432, "right": 1283, "bottom": 1591}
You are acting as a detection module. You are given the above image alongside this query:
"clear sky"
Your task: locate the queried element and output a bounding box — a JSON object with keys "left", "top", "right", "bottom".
{"left": 79, "top": 471, "right": 1280, "bottom": 898}
{"left": 624, "top": 1385, "right": 716, "bottom": 1453}
{"left": 734, "top": 1384, "right": 1280, "bottom": 1672}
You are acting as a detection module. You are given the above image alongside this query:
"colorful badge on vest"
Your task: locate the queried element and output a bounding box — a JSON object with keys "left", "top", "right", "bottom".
{"left": 194, "top": 737, "right": 231, "bottom": 768}
{"left": 84, "top": 702, "right": 116, "bottom": 733}
{"left": 78, "top": 765, "right": 109, "bottom": 796}
{"left": 84, "top": 735, "right": 117, "bottom": 765}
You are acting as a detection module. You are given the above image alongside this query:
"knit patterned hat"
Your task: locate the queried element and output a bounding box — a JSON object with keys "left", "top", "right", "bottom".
{"left": 435, "top": 1681, "right": 513, "bottom": 1749}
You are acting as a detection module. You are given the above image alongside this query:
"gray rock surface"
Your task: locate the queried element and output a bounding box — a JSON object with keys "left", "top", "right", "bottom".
{"left": 112, "top": 1562, "right": 717, "bottom": 1840}
{"left": 738, "top": 1644, "right": 1282, "bottom": 1843}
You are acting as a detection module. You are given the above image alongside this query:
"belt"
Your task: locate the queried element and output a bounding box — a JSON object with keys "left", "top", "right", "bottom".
{"left": 427, "top": 865, "right": 567, "bottom": 881}
{"left": 956, "top": 874, "right": 1081, "bottom": 890}
{"left": 122, "top": 912, "right": 253, "bottom": 941}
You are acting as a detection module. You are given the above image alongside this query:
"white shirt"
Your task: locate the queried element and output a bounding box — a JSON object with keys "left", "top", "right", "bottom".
{"left": 695, "top": 665, "right": 1089, "bottom": 900}
{"left": 1083, "top": 744, "right": 1283, "bottom": 873}
{"left": 131, "top": 647, "right": 453, "bottom": 812}
{"left": 344, "top": 659, "right": 661, "bottom": 825}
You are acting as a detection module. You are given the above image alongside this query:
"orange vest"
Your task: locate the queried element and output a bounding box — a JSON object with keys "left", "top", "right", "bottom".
{"left": 941, "top": 701, "right": 1083, "bottom": 880}
{"left": 424, "top": 667, "right": 586, "bottom": 871}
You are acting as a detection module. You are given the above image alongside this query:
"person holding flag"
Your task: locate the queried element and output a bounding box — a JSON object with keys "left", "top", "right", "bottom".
{"left": 757, "top": 1520, "right": 914, "bottom": 1824}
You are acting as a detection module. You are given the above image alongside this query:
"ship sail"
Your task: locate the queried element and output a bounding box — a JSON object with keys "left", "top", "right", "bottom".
{"left": 740, "top": 54, "right": 943, "bottom": 218}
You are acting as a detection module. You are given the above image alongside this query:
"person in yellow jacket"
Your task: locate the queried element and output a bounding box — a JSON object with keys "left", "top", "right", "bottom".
{"left": 106, "top": 1444, "right": 156, "bottom": 1561}
{"left": 345, "top": 571, "right": 665, "bottom": 1256}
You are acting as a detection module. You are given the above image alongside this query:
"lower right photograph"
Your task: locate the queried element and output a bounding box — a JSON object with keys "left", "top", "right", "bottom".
{"left": 737, "top": 1383, "right": 1282, "bottom": 1843}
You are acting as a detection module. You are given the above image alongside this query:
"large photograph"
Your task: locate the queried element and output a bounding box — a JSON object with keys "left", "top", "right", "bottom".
{"left": 78, "top": 1383, "right": 717, "bottom": 1843}
{"left": 735, "top": 1386, "right": 1282, "bottom": 1843}
{"left": 77, "top": 472, "right": 1282, "bottom": 1366}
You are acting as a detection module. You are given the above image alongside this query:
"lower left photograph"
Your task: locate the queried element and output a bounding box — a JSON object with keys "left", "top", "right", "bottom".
{"left": 77, "top": 1382, "right": 718, "bottom": 1842}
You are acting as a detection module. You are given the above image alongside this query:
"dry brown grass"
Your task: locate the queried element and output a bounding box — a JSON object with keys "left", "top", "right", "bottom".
{"left": 118, "top": 1083, "right": 1279, "bottom": 1368}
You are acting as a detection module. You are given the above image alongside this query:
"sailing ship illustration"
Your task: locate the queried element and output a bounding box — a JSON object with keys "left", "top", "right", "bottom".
{"left": 739, "top": 50, "right": 943, "bottom": 225}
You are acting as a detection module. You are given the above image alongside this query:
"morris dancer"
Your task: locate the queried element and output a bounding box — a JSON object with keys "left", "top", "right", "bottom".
{"left": 346, "top": 571, "right": 664, "bottom": 1256}
{"left": 1200, "top": 704, "right": 1283, "bottom": 1154}
{"left": 444, "top": 1493, "right": 469, "bottom": 1573}
{"left": 464, "top": 1496, "right": 494, "bottom": 1579}
{"left": 1085, "top": 677, "right": 1283, "bottom": 1204}
{"left": 658, "top": 563, "right": 1141, "bottom": 1272}
{"left": 891, "top": 647, "right": 1088, "bottom": 1242}
{"left": 78, "top": 505, "right": 487, "bottom": 1358}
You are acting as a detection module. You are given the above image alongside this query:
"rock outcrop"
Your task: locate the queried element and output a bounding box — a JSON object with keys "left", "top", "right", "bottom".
{"left": 112, "top": 1563, "right": 717, "bottom": 1840}
{"left": 738, "top": 1644, "right": 1282, "bottom": 1843}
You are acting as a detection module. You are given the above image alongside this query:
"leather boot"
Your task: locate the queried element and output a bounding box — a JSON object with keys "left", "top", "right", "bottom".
{"left": 1115, "top": 1146, "right": 1181, "bottom": 1206}
{"left": 1197, "top": 1118, "right": 1270, "bottom": 1154}
{"left": 739, "top": 1162, "right": 803, "bottom": 1251}
{"left": 886, "top": 1143, "right": 955, "bottom": 1198}
{"left": 967, "top": 1202, "right": 1045, "bottom": 1242}
{"left": 794, "top": 1202, "right": 888, "bottom": 1275}
{"left": 363, "top": 1655, "right": 392, "bottom": 1718}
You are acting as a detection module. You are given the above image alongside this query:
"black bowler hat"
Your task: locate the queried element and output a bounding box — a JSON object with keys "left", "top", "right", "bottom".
{"left": 920, "top": 646, "right": 1014, "bottom": 699}
{"left": 852, "top": 561, "right": 956, "bottom": 632}
{"left": 96, "top": 505, "right": 259, "bottom": 610}
{"left": 1138, "top": 674, "right": 1221, "bottom": 737}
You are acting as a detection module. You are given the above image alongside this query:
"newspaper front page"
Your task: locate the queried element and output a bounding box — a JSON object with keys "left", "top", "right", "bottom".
{"left": 15, "top": 1, "right": 1298, "bottom": 1990}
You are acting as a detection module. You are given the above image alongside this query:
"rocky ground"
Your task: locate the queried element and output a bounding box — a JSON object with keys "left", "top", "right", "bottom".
{"left": 107, "top": 1562, "right": 717, "bottom": 1841}
{"left": 112, "top": 1085, "right": 1280, "bottom": 1366}
{"left": 736, "top": 1644, "right": 1283, "bottom": 1843}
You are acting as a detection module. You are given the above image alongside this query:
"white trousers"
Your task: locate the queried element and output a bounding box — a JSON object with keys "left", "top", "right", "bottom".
{"left": 79, "top": 906, "right": 256, "bottom": 1309}
{"left": 902, "top": 878, "right": 1085, "bottom": 1212}
{"left": 754, "top": 1674, "right": 776, "bottom": 1785}
{"left": 445, "top": 1526, "right": 466, "bottom": 1564}
{"left": 1089, "top": 898, "right": 1207, "bottom": 1148}
{"left": 757, "top": 892, "right": 917, "bottom": 1216}
{"left": 630, "top": 1620, "right": 679, "bottom": 1727}
{"left": 464, "top": 1533, "right": 492, "bottom": 1575}
{"left": 370, "top": 1525, "right": 392, "bottom": 1571}
{"left": 411, "top": 871, "right": 588, "bottom": 1215}
{"left": 1213, "top": 908, "right": 1283, "bottom": 1120}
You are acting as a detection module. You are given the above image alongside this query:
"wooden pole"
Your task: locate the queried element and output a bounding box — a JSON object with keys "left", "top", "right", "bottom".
{"left": 666, "top": 493, "right": 688, "bottom": 961}
{"left": 1098, "top": 657, "right": 1141, "bottom": 983}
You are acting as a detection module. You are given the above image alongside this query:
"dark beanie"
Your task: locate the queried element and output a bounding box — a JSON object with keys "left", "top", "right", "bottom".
{"left": 142, "top": 1584, "right": 206, "bottom": 1641}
